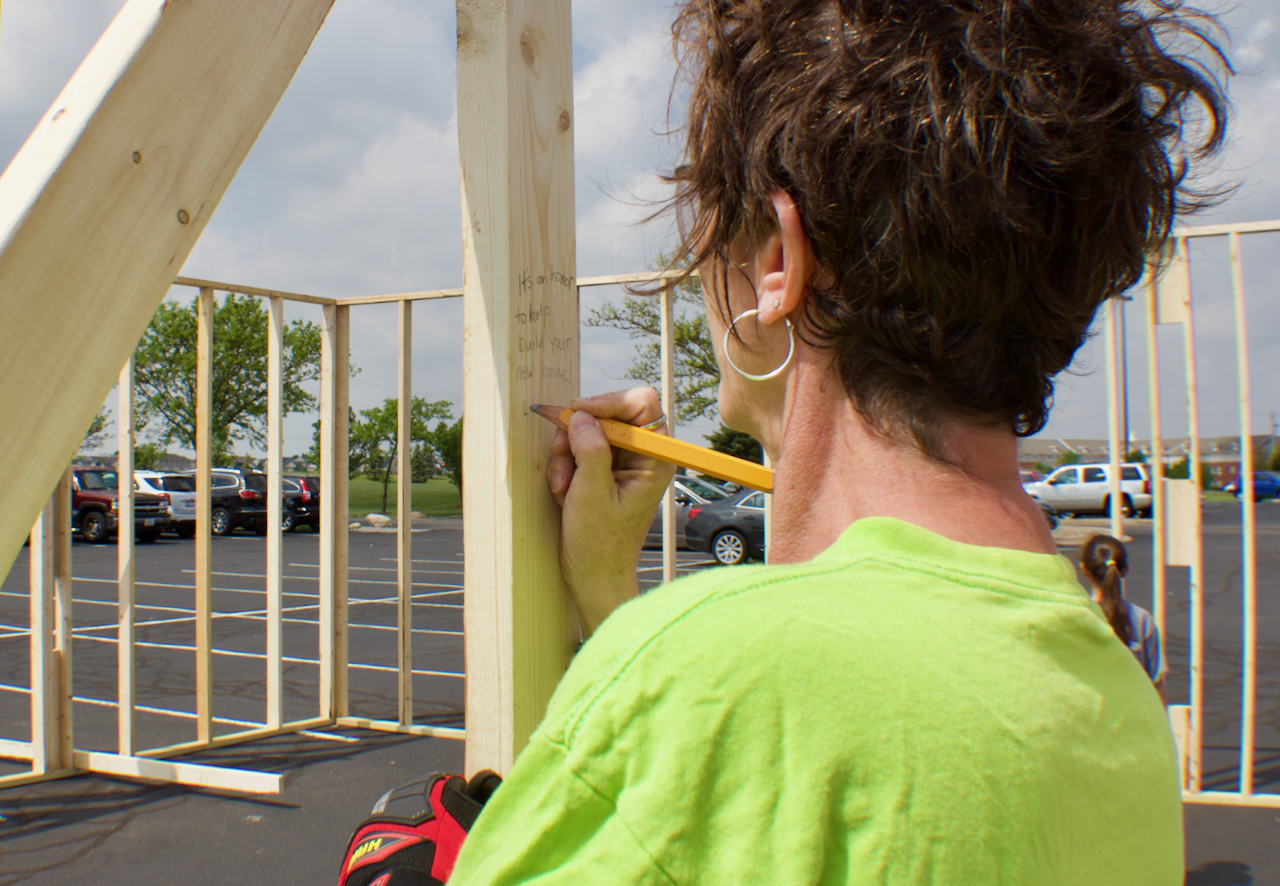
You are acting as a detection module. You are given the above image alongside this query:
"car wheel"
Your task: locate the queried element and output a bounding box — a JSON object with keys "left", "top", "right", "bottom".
{"left": 137, "top": 529, "right": 161, "bottom": 544}
{"left": 711, "top": 529, "right": 750, "bottom": 566}
{"left": 211, "top": 506, "right": 233, "bottom": 536}
{"left": 81, "top": 510, "right": 109, "bottom": 544}
{"left": 281, "top": 508, "right": 295, "bottom": 533}
{"left": 1102, "top": 495, "right": 1134, "bottom": 519}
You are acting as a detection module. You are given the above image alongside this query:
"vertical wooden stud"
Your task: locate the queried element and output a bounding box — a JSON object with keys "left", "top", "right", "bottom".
{"left": 117, "top": 358, "right": 136, "bottom": 755}
{"left": 1146, "top": 270, "right": 1166, "bottom": 639}
{"left": 1230, "top": 233, "right": 1256, "bottom": 796}
{"left": 29, "top": 499, "right": 58, "bottom": 774}
{"left": 320, "top": 304, "right": 350, "bottom": 720}
{"left": 398, "top": 300, "right": 414, "bottom": 726}
{"left": 1179, "top": 241, "right": 1205, "bottom": 792}
{"left": 53, "top": 467, "right": 73, "bottom": 768}
{"left": 659, "top": 287, "right": 676, "bottom": 585}
{"left": 266, "top": 296, "right": 284, "bottom": 729}
{"left": 1104, "top": 297, "right": 1124, "bottom": 539}
{"left": 458, "top": 0, "right": 578, "bottom": 774}
{"left": 335, "top": 306, "right": 350, "bottom": 719}
{"left": 195, "top": 287, "right": 214, "bottom": 743}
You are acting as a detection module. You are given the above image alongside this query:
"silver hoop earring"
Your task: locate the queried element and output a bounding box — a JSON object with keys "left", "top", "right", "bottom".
{"left": 723, "top": 309, "right": 795, "bottom": 381}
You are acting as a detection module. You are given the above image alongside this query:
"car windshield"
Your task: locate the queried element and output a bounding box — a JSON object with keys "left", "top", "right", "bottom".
{"left": 160, "top": 475, "right": 196, "bottom": 492}
{"left": 78, "top": 470, "right": 118, "bottom": 490}
{"left": 680, "top": 478, "right": 729, "bottom": 500}
{"left": 244, "top": 474, "right": 268, "bottom": 492}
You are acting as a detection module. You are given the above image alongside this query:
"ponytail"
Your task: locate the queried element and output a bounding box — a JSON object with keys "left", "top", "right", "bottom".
{"left": 1080, "top": 535, "right": 1131, "bottom": 646}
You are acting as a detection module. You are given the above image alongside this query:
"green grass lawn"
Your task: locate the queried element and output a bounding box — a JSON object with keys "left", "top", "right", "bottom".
{"left": 346, "top": 476, "right": 461, "bottom": 518}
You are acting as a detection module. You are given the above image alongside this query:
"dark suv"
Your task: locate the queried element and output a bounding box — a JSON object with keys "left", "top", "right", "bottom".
{"left": 209, "top": 469, "right": 270, "bottom": 535}
{"left": 283, "top": 476, "right": 321, "bottom": 532}
{"left": 71, "top": 469, "right": 170, "bottom": 543}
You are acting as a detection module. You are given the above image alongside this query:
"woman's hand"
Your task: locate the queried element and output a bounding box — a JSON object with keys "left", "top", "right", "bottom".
{"left": 546, "top": 388, "right": 676, "bottom": 636}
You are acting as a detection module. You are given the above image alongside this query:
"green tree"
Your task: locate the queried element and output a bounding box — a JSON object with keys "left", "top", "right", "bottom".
{"left": 134, "top": 443, "right": 165, "bottom": 471}
{"left": 1056, "top": 450, "right": 1082, "bottom": 467}
{"left": 134, "top": 292, "right": 333, "bottom": 463}
{"left": 432, "top": 417, "right": 464, "bottom": 496}
{"left": 1124, "top": 449, "right": 1147, "bottom": 463}
{"left": 81, "top": 406, "right": 111, "bottom": 451}
{"left": 585, "top": 264, "right": 720, "bottom": 423}
{"left": 705, "top": 425, "right": 763, "bottom": 464}
{"left": 410, "top": 443, "right": 435, "bottom": 483}
{"left": 350, "top": 397, "right": 454, "bottom": 513}
{"left": 1031, "top": 460, "right": 1053, "bottom": 475}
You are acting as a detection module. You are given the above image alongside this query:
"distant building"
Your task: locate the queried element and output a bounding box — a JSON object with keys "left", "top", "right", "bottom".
{"left": 1018, "top": 435, "right": 1275, "bottom": 488}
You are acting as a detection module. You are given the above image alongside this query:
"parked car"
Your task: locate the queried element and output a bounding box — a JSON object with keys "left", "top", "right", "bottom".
{"left": 207, "top": 469, "right": 270, "bottom": 535}
{"left": 1023, "top": 462, "right": 1152, "bottom": 518}
{"left": 70, "top": 469, "right": 170, "bottom": 543}
{"left": 644, "top": 476, "right": 735, "bottom": 549}
{"left": 283, "top": 476, "right": 321, "bottom": 531}
{"left": 135, "top": 470, "right": 198, "bottom": 537}
{"left": 684, "top": 489, "right": 767, "bottom": 566}
{"left": 1222, "top": 472, "right": 1280, "bottom": 501}
{"left": 1019, "top": 469, "right": 1044, "bottom": 484}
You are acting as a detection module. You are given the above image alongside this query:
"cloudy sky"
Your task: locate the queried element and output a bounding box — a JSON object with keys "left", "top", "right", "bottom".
{"left": 2, "top": 0, "right": 1277, "bottom": 457}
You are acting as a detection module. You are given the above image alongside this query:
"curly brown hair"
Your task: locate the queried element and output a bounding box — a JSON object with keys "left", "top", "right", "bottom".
{"left": 665, "top": 0, "right": 1229, "bottom": 460}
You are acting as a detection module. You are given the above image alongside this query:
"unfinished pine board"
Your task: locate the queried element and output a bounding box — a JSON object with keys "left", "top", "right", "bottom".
{"left": 660, "top": 287, "right": 677, "bottom": 584}
{"left": 1104, "top": 300, "right": 1123, "bottom": 538}
{"left": 1145, "top": 273, "right": 1167, "bottom": 638}
{"left": 397, "top": 301, "right": 414, "bottom": 726}
{"left": 1231, "top": 233, "right": 1258, "bottom": 796}
{"left": 75, "top": 750, "right": 281, "bottom": 795}
{"left": 175, "top": 276, "right": 334, "bottom": 306}
{"left": 266, "top": 297, "right": 285, "bottom": 729}
{"left": 29, "top": 499, "right": 59, "bottom": 774}
{"left": 319, "top": 304, "right": 351, "bottom": 720}
{"left": 53, "top": 469, "right": 74, "bottom": 768}
{"left": 458, "top": 0, "right": 579, "bottom": 775}
{"left": 336, "top": 289, "right": 464, "bottom": 307}
{"left": 195, "top": 288, "right": 214, "bottom": 744}
{"left": 1182, "top": 281, "right": 1206, "bottom": 793}
{"left": 0, "top": 0, "right": 336, "bottom": 583}
{"left": 118, "top": 359, "right": 136, "bottom": 755}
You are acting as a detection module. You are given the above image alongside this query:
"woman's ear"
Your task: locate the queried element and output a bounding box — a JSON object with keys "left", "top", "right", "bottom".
{"left": 755, "top": 192, "right": 820, "bottom": 327}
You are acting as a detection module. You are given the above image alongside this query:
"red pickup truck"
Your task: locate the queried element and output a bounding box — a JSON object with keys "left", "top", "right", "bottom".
{"left": 71, "top": 468, "right": 170, "bottom": 543}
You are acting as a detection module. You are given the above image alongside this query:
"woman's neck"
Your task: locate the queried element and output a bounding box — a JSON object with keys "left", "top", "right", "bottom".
{"left": 756, "top": 371, "right": 1057, "bottom": 564}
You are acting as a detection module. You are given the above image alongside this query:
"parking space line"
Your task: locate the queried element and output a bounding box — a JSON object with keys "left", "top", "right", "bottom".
{"left": 65, "top": 634, "right": 462, "bottom": 677}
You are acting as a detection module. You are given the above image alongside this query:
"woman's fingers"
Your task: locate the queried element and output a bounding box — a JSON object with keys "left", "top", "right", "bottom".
{"left": 570, "top": 387, "right": 665, "bottom": 430}
{"left": 565, "top": 410, "right": 616, "bottom": 492}
{"left": 546, "top": 429, "right": 574, "bottom": 506}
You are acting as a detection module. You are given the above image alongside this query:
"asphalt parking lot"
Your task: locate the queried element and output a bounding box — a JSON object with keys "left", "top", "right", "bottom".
{"left": 0, "top": 507, "right": 1278, "bottom": 883}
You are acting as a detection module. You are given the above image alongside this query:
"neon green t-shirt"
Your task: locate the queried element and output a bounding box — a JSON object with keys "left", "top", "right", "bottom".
{"left": 452, "top": 518, "right": 1182, "bottom": 884}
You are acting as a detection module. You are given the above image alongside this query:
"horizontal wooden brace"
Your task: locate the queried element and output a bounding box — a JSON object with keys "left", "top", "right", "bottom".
{"left": 173, "top": 276, "right": 335, "bottom": 306}
{"left": 1175, "top": 219, "right": 1280, "bottom": 239}
{"left": 577, "top": 269, "right": 699, "bottom": 288}
{"left": 138, "top": 715, "right": 334, "bottom": 759}
{"left": 336, "top": 716, "right": 464, "bottom": 741}
{"left": 335, "top": 289, "right": 463, "bottom": 306}
{"left": 1182, "top": 790, "right": 1280, "bottom": 808}
{"left": 0, "top": 767, "right": 78, "bottom": 789}
{"left": 0, "top": 737, "right": 32, "bottom": 761}
{"left": 75, "top": 750, "right": 281, "bottom": 794}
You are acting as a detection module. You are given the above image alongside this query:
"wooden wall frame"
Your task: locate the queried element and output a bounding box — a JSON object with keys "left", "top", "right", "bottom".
{"left": 0, "top": 0, "right": 336, "bottom": 579}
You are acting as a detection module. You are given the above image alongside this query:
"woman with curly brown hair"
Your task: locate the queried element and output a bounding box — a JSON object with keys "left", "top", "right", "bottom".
{"left": 447, "top": 1, "right": 1228, "bottom": 882}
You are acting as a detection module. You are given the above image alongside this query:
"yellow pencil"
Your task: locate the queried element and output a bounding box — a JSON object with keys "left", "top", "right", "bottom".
{"left": 531, "top": 404, "right": 773, "bottom": 493}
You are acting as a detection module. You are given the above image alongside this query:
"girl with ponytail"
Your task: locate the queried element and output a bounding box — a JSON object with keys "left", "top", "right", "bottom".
{"left": 1080, "top": 534, "right": 1167, "bottom": 702}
